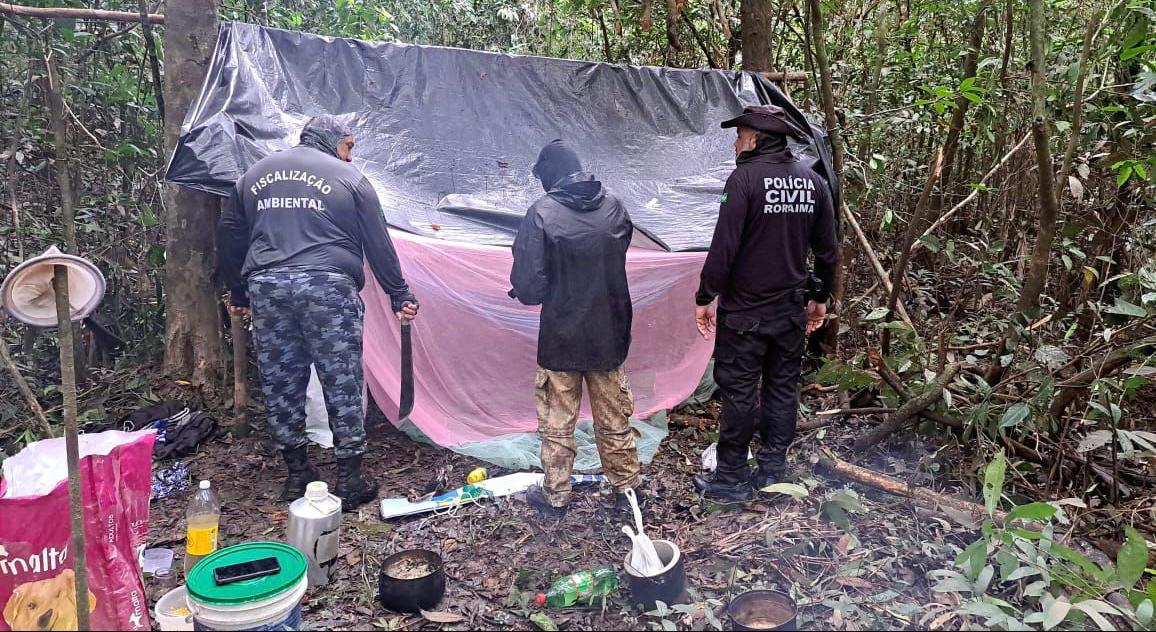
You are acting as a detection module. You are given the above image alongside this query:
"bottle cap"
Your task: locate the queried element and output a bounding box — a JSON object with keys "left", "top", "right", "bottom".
{"left": 534, "top": 593, "right": 546, "bottom": 606}
{"left": 199, "top": 480, "right": 211, "bottom": 490}
{"left": 304, "top": 481, "right": 329, "bottom": 501}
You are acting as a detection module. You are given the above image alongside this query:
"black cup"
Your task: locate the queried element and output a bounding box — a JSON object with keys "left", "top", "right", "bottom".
{"left": 378, "top": 549, "right": 446, "bottom": 613}
{"left": 726, "top": 590, "right": 798, "bottom": 631}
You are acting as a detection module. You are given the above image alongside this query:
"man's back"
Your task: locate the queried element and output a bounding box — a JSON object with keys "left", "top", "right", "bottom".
{"left": 232, "top": 146, "right": 369, "bottom": 283}
{"left": 698, "top": 151, "right": 837, "bottom": 314}
{"left": 511, "top": 174, "right": 633, "bottom": 372}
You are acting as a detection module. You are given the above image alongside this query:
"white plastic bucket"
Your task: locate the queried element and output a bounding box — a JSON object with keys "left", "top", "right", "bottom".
{"left": 156, "top": 585, "right": 195, "bottom": 632}
{"left": 187, "top": 576, "right": 307, "bottom": 631}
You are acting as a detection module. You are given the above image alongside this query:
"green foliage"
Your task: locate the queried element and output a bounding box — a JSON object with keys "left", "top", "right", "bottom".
{"left": 931, "top": 455, "right": 1155, "bottom": 630}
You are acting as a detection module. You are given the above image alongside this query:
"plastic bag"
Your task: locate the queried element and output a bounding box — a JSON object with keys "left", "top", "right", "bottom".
{"left": 305, "top": 364, "right": 368, "bottom": 449}
{"left": 0, "top": 430, "right": 155, "bottom": 631}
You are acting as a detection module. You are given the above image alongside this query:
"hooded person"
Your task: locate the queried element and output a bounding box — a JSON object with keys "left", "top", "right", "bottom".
{"left": 215, "top": 114, "right": 419, "bottom": 510}
{"left": 510, "top": 139, "right": 641, "bottom": 519}
{"left": 692, "top": 104, "right": 838, "bottom": 503}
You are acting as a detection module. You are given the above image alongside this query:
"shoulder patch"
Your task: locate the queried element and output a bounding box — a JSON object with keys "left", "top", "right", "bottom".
{"left": 720, "top": 192, "right": 729, "bottom": 205}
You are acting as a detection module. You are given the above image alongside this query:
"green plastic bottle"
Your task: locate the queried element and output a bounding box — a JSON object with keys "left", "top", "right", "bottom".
{"left": 534, "top": 567, "right": 619, "bottom": 607}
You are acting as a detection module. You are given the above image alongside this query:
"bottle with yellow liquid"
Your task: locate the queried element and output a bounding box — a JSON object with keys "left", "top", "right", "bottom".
{"left": 184, "top": 480, "right": 221, "bottom": 574}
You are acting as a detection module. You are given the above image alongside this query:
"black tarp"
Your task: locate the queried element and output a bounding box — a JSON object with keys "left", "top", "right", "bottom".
{"left": 166, "top": 22, "right": 837, "bottom": 252}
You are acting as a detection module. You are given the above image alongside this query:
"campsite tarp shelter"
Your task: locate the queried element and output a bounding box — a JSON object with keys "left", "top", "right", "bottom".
{"left": 166, "top": 22, "right": 836, "bottom": 468}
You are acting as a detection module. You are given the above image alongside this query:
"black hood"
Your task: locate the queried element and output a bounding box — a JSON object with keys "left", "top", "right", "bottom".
{"left": 549, "top": 172, "right": 605, "bottom": 211}
{"left": 738, "top": 132, "right": 795, "bottom": 164}
{"left": 534, "top": 140, "right": 604, "bottom": 211}
{"left": 533, "top": 139, "right": 582, "bottom": 190}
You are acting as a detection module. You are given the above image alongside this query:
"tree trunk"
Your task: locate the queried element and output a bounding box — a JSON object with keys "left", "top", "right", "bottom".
{"left": 44, "top": 52, "right": 77, "bottom": 254}
{"left": 984, "top": 0, "right": 1061, "bottom": 386}
{"left": 162, "top": 0, "right": 225, "bottom": 396}
{"left": 992, "top": 0, "right": 1016, "bottom": 157}
{"left": 857, "top": 7, "right": 890, "bottom": 157}
{"left": 665, "top": 0, "right": 686, "bottom": 52}
{"left": 4, "top": 63, "right": 31, "bottom": 261}
{"left": 807, "top": 0, "right": 846, "bottom": 355}
{"left": 741, "top": 0, "right": 772, "bottom": 71}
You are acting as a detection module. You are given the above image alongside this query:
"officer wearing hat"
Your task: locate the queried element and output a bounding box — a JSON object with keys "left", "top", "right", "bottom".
{"left": 693, "top": 105, "right": 839, "bottom": 502}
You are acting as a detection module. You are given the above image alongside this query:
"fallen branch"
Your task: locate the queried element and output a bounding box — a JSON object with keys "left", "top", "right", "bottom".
{"left": 816, "top": 407, "right": 896, "bottom": 417}
{"left": 0, "top": 2, "right": 164, "bottom": 24}
{"left": 854, "top": 363, "right": 961, "bottom": 451}
{"left": 818, "top": 452, "right": 1003, "bottom": 522}
{"left": 867, "top": 349, "right": 911, "bottom": 398}
{"left": 842, "top": 203, "right": 914, "bottom": 327}
{"left": 797, "top": 417, "right": 833, "bottom": 432}
{"left": 0, "top": 338, "right": 55, "bottom": 438}
{"left": 1048, "top": 335, "right": 1156, "bottom": 420}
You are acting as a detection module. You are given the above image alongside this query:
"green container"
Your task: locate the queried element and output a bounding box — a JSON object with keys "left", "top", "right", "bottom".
{"left": 187, "top": 542, "right": 307, "bottom": 606}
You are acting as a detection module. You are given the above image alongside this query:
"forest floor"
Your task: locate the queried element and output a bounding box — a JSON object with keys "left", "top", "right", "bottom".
{"left": 144, "top": 389, "right": 990, "bottom": 631}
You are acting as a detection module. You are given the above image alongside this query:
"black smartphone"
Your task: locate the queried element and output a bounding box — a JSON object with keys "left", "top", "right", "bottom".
{"left": 213, "top": 557, "right": 281, "bottom": 585}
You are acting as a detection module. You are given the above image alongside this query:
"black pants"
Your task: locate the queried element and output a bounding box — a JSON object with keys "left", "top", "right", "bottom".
{"left": 713, "top": 298, "right": 806, "bottom": 485}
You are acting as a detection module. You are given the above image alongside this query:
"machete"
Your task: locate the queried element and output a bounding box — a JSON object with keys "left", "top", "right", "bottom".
{"left": 397, "top": 319, "right": 414, "bottom": 421}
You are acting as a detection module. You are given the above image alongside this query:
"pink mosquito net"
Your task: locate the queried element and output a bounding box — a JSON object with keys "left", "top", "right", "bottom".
{"left": 362, "top": 230, "right": 712, "bottom": 447}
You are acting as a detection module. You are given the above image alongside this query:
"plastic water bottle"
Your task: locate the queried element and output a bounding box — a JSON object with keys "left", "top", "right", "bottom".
{"left": 534, "top": 567, "right": 619, "bottom": 607}
{"left": 288, "top": 481, "right": 343, "bottom": 587}
{"left": 184, "top": 480, "right": 220, "bottom": 574}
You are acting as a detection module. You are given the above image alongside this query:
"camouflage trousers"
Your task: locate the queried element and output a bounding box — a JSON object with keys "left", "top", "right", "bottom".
{"left": 249, "top": 270, "right": 366, "bottom": 459}
{"left": 537, "top": 366, "right": 641, "bottom": 507}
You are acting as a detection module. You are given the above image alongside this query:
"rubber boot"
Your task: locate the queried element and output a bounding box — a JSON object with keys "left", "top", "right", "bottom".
{"left": 335, "top": 455, "right": 380, "bottom": 511}
{"left": 280, "top": 446, "right": 320, "bottom": 501}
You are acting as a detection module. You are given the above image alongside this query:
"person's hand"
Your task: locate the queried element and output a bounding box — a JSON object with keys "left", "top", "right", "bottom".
{"left": 396, "top": 302, "right": 419, "bottom": 323}
{"left": 805, "top": 300, "right": 827, "bottom": 335}
{"left": 228, "top": 305, "right": 250, "bottom": 318}
{"left": 695, "top": 303, "right": 717, "bottom": 340}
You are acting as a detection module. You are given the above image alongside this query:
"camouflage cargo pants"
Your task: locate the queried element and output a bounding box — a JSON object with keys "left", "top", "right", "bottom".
{"left": 537, "top": 366, "right": 641, "bottom": 507}
{"left": 249, "top": 270, "right": 366, "bottom": 459}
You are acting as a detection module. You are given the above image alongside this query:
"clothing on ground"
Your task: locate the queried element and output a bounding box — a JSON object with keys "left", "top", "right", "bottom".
{"left": 712, "top": 295, "right": 806, "bottom": 484}
{"left": 536, "top": 366, "right": 640, "bottom": 507}
{"left": 695, "top": 138, "right": 838, "bottom": 311}
{"left": 510, "top": 140, "right": 634, "bottom": 372}
{"left": 249, "top": 270, "right": 367, "bottom": 459}
{"left": 215, "top": 144, "right": 415, "bottom": 312}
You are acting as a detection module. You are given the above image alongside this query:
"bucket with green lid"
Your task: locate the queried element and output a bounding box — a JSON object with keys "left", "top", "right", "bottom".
{"left": 185, "top": 542, "right": 308, "bottom": 631}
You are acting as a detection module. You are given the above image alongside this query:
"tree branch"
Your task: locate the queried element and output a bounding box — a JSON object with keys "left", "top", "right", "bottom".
{"left": 0, "top": 2, "right": 164, "bottom": 24}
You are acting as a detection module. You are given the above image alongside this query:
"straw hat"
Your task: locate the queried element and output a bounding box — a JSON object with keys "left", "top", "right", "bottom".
{"left": 0, "top": 246, "right": 106, "bottom": 327}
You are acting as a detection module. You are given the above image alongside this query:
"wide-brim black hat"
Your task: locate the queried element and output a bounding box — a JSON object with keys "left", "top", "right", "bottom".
{"left": 721, "top": 105, "right": 807, "bottom": 139}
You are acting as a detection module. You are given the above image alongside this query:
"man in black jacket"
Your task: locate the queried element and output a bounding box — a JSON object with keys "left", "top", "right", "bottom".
{"left": 216, "top": 115, "right": 418, "bottom": 510}
{"left": 510, "top": 140, "right": 640, "bottom": 518}
{"left": 693, "top": 105, "right": 838, "bottom": 502}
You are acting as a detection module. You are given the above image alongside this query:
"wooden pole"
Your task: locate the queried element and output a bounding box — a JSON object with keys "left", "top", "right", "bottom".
{"left": 53, "top": 266, "right": 91, "bottom": 631}
{"left": 760, "top": 71, "right": 808, "bottom": 84}
{"left": 230, "top": 312, "right": 250, "bottom": 436}
{"left": 0, "top": 2, "right": 164, "bottom": 24}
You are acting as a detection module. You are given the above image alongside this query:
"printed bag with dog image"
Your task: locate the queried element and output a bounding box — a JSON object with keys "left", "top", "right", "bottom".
{"left": 0, "top": 429, "right": 155, "bottom": 631}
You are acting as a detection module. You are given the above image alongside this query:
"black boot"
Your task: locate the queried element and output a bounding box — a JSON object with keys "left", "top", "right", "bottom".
{"left": 693, "top": 472, "right": 753, "bottom": 503}
{"left": 526, "top": 485, "right": 567, "bottom": 520}
{"left": 752, "top": 460, "right": 788, "bottom": 496}
{"left": 335, "top": 455, "right": 380, "bottom": 511}
{"left": 608, "top": 481, "right": 646, "bottom": 518}
{"left": 280, "top": 446, "right": 320, "bottom": 501}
